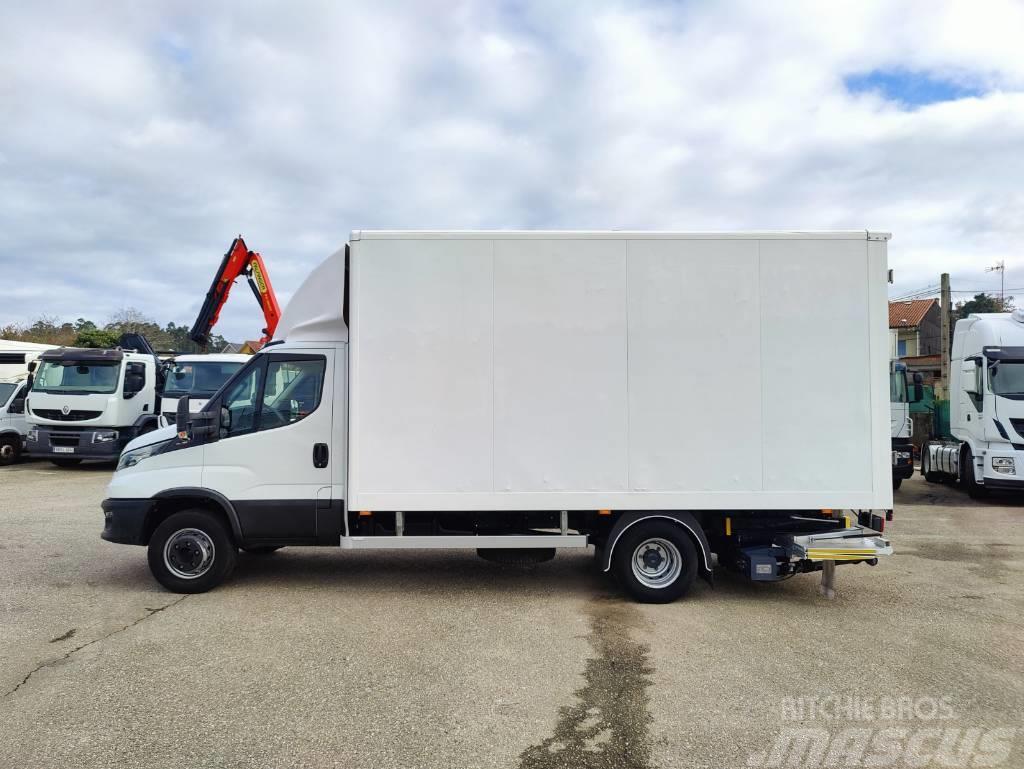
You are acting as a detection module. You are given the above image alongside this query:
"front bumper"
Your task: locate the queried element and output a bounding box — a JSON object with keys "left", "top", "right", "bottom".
{"left": 27, "top": 426, "right": 130, "bottom": 460}
{"left": 101, "top": 498, "right": 151, "bottom": 545}
{"left": 982, "top": 475, "right": 1024, "bottom": 492}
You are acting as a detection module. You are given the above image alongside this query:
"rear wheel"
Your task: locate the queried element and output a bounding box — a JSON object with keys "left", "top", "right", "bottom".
{"left": 51, "top": 458, "right": 82, "bottom": 468}
{"left": 612, "top": 521, "right": 698, "bottom": 603}
{"left": 0, "top": 435, "right": 20, "bottom": 466}
{"left": 148, "top": 509, "right": 237, "bottom": 593}
{"left": 892, "top": 477, "right": 902, "bottom": 491}
{"left": 961, "top": 449, "right": 988, "bottom": 500}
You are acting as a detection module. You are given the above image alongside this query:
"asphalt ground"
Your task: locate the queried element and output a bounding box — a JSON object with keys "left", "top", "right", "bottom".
{"left": 0, "top": 460, "right": 1021, "bottom": 768}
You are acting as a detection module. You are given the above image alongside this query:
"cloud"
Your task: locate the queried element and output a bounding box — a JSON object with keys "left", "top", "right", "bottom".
{"left": 1, "top": 0, "right": 1023, "bottom": 340}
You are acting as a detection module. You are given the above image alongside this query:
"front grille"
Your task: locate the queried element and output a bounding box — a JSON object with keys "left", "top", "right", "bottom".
{"left": 31, "top": 409, "right": 103, "bottom": 422}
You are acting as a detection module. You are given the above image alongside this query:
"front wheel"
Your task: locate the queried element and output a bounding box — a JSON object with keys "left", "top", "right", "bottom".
{"left": 611, "top": 521, "right": 698, "bottom": 603}
{"left": 148, "top": 509, "right": 237, "bottom": 593}
{"left": 0, "top": 435, "right": 21, "bottom": 466}
{"left": 892, "top": 477, "right": 902, "bottom": 491}
{"left": 961, "top": 449, "right": 988, "bottom": 500}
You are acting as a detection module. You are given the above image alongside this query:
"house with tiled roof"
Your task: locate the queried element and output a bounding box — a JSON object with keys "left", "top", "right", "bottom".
{"left": 889, "top": 299, "right": 940, "bottom": 358}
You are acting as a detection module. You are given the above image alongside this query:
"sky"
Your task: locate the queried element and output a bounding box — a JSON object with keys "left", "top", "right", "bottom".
{"left": 1, "top": 0, "right": 1023, "bottom": 341}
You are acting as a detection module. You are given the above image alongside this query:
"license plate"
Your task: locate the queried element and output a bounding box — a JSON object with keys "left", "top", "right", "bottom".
{"left": 53, "top": 447, "right": 75, "bottom": 454}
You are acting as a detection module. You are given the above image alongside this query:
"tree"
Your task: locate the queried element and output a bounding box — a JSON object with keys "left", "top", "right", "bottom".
{"left": 73, "top": 328, "right": 120, "bottom": 348}
{"left": 955, "top": 293, "right": 1013, "bottom": 319}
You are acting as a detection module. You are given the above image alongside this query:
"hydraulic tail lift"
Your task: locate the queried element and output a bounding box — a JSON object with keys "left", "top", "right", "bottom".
{"left": 189, "top": 237, "right": 282, "bottom": 350}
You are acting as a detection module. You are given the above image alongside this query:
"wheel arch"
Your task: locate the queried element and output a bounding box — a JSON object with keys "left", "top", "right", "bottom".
{"left": 147, "top": 488, "right": 243, "bottom": 544}
{"left": 600, "top": 512, "right": 713, "bottom": 575}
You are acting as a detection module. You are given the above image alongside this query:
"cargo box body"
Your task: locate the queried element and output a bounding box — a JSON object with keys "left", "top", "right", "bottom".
{"left": 347, "top": 231, "right": 892, "bottom": 513}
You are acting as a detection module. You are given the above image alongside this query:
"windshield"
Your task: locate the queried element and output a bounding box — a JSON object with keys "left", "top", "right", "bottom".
{"left": 889, "top": 370, "right": 908, "bottom": 403}
{"left": 163, "top": 361, "right": 245, "bottom": 398}
{"left": 0, "top": 383, "right": 16, "bottom": 406}
{"left": 988, "top": 361, "right": 1024, "bottom": 397}
{"left": 33, "top": 360, "right": 120, "bottom": 394}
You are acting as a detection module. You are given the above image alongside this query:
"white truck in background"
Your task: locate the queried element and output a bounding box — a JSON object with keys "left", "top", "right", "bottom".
{"left": 157, "top": 354, "right": 249, "bottom": 427}
{"left": 101, "top": 231, "right": 895, "bottom": 603}
{"left": 25, "top": 340, "right": 247, "bottom": 467}
{"left": 889, "top": 361, "right": 922, "bottom": 490}
{"left": 922, "top": 311, "right": 1024, "bottom": 497}
{"left": 0, "top": 340, "right": 55, "bottom": 378}
{"left": 0, "top": 375, "right": 31, "bottom": 465}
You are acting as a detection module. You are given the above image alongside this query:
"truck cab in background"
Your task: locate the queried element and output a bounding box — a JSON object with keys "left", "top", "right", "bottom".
{"left": 890, "top": 361, "right": 922, "bottom": 490}
{"left": 922, "top": 311, "right": 1024, "bottom": 497}
{"left": 25, "top": 347, "right": 162, "bottom": 466}
{"left": 0, "top": 376, "right": 31, "bottom": 465}
{"left": 157, "top": 354, "right": 249, "bottom": 427}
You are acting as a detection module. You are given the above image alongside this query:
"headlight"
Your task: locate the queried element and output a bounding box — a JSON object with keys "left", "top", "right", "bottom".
{"left": 27, "top": 428, "right": 38, "bottom": 442}
{"left": 92, "top": 430, "right": 119, "bottom": 444}
{"left": 992, "top": 457, "right": 1015, "bottom": 475}
{"left": 116, "top": 440, "right": 171, "bottom": 471}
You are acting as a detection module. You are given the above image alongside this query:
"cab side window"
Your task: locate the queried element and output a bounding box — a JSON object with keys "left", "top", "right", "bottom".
{"left": 221, "top": 362, "right": 264, "bottom": 436}
{"left": 258, "top": 358, "right": 325, "bottom": 432}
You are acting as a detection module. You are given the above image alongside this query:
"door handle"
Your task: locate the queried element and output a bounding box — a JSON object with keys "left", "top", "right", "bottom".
{"left": 313, "top": 443, "right": 329, "bottom": 468}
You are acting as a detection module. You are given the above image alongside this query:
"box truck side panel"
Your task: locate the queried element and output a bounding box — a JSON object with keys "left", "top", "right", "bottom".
{"left": 493, "top": 238, "right": 629, "bottom": 491}
{"left": 626, "top": 237, "right": 763, "bottom": 491}
{"left": 759, "top": 237, "right": 872, "bottom": 491}
{"left": 349, "top": 237, "right": 494, "bottom": 494}
{"left": 349, "top": 233, "right": 891, "bottom": 512}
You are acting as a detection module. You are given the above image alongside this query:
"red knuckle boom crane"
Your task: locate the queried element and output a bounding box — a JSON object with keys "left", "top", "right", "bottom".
{"left": 189, "top": 237, "right": 282, "bottom": 350}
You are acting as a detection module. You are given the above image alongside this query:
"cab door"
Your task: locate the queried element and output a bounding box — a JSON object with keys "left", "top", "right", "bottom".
{"left": 202, "top": 350, "right": 334, "bottom": 544}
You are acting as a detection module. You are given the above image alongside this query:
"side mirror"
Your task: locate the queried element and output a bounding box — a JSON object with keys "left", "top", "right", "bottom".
{"left": 175, "top": 396, "right": 191, "bottom": 440}
{"left": 911, "top": 372, "right": 924, "bottom": 403}
{"left": 9, "top": 398, "right": 25, "bottom": 415}
{"left": 27, "top": 360, "right": 37, "bottom": 373}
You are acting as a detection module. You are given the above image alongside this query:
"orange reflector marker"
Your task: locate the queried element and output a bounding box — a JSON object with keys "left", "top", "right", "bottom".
{"left": 725, "top": 517, "right": 732, "bottom": 536}
{"left": 598, "top": 509, "right": 611, "bottom": 516}
{"left": 821, "top": 508, "right": 834, "bottom": 516}
{"left": 359, "top": 510, "right": 372, "bottom": 517}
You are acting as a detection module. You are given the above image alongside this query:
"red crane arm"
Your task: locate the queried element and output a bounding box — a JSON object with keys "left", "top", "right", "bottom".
{"left": 189, "top": 236, "right": 282, "bottom": 349}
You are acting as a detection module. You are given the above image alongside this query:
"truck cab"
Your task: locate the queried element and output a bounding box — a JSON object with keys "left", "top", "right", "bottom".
{"left": 26, "top": 347, "right": 161, "bottom": 466}
{"left": 889, "top": 361, "right": 922, "bottom": 489}
{"left": 923, "top": 310, "right": 1024, "bottom": 496}
{"left": 0, "top": 375, "right": 31, "bottom": 465}
{"left": 157, "top": 354, "right": 250, "bottom": 427}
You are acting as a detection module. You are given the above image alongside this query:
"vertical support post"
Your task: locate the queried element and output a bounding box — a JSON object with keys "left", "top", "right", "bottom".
{"left": 396, "top": 511, "right": 404, "bottom": 537}
{"left": 939, "top": 272, "right": 951, "bottom": 401}
{"left": 560, "top": 510, "right": 568, "bottom": 536}
{"left": 819, "top": 560, "right": 837, "bottom": 600}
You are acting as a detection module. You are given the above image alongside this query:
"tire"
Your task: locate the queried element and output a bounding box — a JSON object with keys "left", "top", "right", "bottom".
{"left": 892, "top": 477, "right": 902, "bottom": 491}
{"left": 611, "top": 520, "right": 698, "bottom": 604}
{"left": 51, "top": 458, "right": 82, "bottom": 468}
{"left": 148, "top": 509, "right": 237, "bottom": 593}
{"left": 242, "top": 546, "right": 282, "bottom": 555}
{"left": 961, "top": 449, "right": 988, "bottom": 500}
{"left": 921, "top": 449, "right": 942, "bottom": 483}
{"left": 0, "top": 435, "right": 20, "bottom": 466}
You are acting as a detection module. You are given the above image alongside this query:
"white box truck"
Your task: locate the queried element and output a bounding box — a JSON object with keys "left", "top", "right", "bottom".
{"left": 102, "top": 231, "right": 894, "bottom": 602}
{"left": 0, "top": 375, "right": 31, "bottom": 465}
{"left": 922, "top": 311, "right": 1024, "bottom": 497}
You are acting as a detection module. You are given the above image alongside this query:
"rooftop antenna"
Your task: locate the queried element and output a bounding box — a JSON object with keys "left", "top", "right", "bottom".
{"left": 986, "top": 260, "right": 1006, "bottom": 309}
